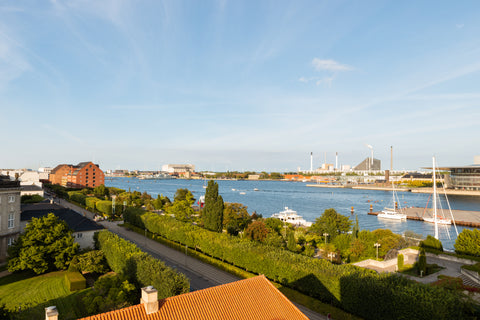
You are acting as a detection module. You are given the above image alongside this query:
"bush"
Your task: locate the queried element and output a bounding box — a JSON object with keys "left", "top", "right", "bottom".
{"left": 20, "top": 194, "right": 44, "bottom": 204}
{"left": 65, "top": 271, "right": 86, "bottom": 291}
{"left": 420, "top": 235, "right": 443, "bottom": 252}
{"left": 96, "top": 200, "right": 113, "bottom": 216}
{"left": 68, "top": 191, "right": 87, "bottom": 206}
{"left": 69, "top": 250, "right": 109, "bottom": 274}
{"left": 455, "top": 229, "right": 480, "bottom": 257}
{"left": 397, "top": 254, "right": 404, "bottom": 270}
{"left": 86, "top": 197, "right": 100, "bottom": 211}
{"left": 417, "top": 248, "right": 427, "bottom": 276}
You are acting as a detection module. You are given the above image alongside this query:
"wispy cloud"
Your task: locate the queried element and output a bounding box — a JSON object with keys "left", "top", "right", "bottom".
{"left": 0, "top": 25, "right": 30, "bottom": 91}
{"left": 312, "top": 58, "right": 353, "bottom": 72}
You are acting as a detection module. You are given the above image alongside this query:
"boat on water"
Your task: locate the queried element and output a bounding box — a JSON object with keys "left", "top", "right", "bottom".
{"left": 423, "top": 215, "right": 451, "bottom": 225}
{"left": 138, "top": 173, "right": 173, "bottom": 180}
{"left": 377, "top": 183, "right": 407, "bottom": 220}
{"left": 271, "top": 207, "right": 312, "bottom": 227}
{"left": 253, "top": 188, "right": 259, "bottom": 191}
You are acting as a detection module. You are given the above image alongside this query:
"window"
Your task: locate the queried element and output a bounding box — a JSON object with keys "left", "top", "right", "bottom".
{"left": 8, "top": 213, "right": 14, "bottom": 229}
{"left": 7, "top": 237, "right": 14, "bottom": 247}
{"left": 8, "top": 195, "right": 15, "bottom": 203}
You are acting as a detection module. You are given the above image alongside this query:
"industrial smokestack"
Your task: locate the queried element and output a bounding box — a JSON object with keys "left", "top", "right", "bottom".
{"left": 310, "top": 152, "right": 313, "bottom": 172}
{"left": 390, "top": 146, "right": 393, "bottom": 172}
{"left": 335, "top": 152, "right": 338, "bottom": 170}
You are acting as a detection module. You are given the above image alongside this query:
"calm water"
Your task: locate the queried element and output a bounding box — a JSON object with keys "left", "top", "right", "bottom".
{"left": 106, "top": 177, "right": 480, "bottom": 250}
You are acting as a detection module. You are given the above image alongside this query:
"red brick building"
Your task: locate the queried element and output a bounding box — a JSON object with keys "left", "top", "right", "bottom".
{"left": 49, "top": 162, "right": 105, "bottom": 188}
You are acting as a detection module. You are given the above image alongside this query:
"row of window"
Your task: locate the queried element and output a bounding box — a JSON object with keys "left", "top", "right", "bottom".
{"left": 0, "top": 195, "right": 16, "bottom": 204}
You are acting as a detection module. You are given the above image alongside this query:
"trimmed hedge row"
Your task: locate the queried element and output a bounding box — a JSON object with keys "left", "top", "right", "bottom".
{"left": 65, "top": 271, "right": 86, "bottom": 291}
{"left": 86, "top": 197, "right": 100, "bottom": 211}
{"left": 96, "top": 230, "right": 189, "bottom": 299}
{"left": 126, "top": 211, "right": 475, "bottom": 319}
{"left": 96, "top": 200, "right": 112, "bottom": 216}
{"left": 68, "top": 192, "right": 87, "bottom": 206}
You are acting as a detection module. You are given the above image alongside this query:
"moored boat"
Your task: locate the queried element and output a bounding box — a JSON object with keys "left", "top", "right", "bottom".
{"left": 271, "top": 207, "right": 312, "bottom": 227}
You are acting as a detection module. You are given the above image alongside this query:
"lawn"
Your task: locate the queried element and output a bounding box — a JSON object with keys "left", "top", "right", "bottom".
{"left": 0, "top": 271, "right": 90, "bottom": 319}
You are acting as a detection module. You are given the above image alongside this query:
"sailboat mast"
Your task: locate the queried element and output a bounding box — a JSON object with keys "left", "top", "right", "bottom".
{"left": 433, "top": 156, "right": 439, "bottom": 239}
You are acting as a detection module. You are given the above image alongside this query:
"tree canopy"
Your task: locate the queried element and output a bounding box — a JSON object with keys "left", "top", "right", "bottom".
{"left": 202, "top": 180, "right": 224, "bottom": 232}
{"left": 8, "top": 213, "right": 79, "bottom": 274}
{"left": 309, "top": 208, "right": 352, "bottom": 240}
{"left": 223, "top": 203, "right": 251, "bottom": 235}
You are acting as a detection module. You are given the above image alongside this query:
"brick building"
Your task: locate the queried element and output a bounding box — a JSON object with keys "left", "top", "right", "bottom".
{"left": 49, "top": 162, "right": 105, "bottom": 188}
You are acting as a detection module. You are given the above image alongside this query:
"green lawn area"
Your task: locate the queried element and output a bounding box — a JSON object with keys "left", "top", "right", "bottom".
{"left": 0, "top": 271, "right": 90, "bottom": 319}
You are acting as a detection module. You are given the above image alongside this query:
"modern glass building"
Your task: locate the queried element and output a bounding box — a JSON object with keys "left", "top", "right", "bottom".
{"left": 443, "top": 165, "right": 480, "bottom": 191}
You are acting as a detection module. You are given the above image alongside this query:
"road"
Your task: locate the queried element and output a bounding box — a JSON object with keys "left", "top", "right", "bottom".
{"left": 50, "top": 196, "right": 327, "bottom": 320}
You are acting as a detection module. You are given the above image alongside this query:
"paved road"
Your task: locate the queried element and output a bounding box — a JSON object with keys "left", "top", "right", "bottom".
{"left": 46, "top": 196, "right": 327, "bottom": 320}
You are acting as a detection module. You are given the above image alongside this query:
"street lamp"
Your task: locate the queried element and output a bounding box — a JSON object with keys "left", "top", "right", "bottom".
{"left": 323, "top": 233, "right": 329, "bottom": 246}
{"left": 328, "top": 252, "right": 335, "bottom": 262}
{"left": 374, "top": 242, "right": 381, "bottom": 259}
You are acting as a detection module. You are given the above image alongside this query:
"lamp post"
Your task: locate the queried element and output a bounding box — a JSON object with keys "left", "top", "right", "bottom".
{"left": 328, "top": 252, "right": 335, "bottom": 262}
{"left": 374, "top": 242, "right": 381, "bottom": 259}
{"left": 323, "top": 233, "right": 329, "bottom": 246}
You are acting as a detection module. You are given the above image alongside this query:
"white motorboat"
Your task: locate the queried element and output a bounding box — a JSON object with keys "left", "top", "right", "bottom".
{"left": 423, "top": 216, "right": 451, "bottom": 225}
{"left": 271, "top": 207, "right": 312, "bottom": 227}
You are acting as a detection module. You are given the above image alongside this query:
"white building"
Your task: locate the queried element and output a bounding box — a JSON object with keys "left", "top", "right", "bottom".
{"left": 162, "top": 164, "right": 195, "bottom": 173}
{"left": 0, "top": 175, "right": 21, "bottom": 263}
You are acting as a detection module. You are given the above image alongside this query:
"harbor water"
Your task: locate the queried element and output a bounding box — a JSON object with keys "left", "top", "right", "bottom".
{"left": 106, "top": 177, "right": 480, "bottom": 250}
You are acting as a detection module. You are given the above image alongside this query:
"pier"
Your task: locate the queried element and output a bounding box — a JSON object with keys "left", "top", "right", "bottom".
{"left": 368, "top": 207, "right": 480, "bottom": 228}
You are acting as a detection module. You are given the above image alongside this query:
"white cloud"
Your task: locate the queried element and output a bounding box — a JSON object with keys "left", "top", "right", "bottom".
{"left": 312, "top": 58, "right": 353, "bottom": 72}
{"left": 0, "top": 26, "right": 30, "bottom": 91}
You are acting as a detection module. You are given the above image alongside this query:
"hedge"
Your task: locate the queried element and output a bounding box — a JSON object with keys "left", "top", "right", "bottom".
{"left": 96, "top": 230, "right": 189, "bottom": 299}
{"left": 86, "top": 197, "right": 100, "bottom": 211}
{"left": 68, "top": 192, "right": 86, "bottom": 206}
{"left": 96, "top": 200, "right": 112, "bottom": 216}
{"left": 65, "top": 271, "right": 86, "bottom": 291}
{"left": 420, "top": 235, "right": 443, "bottom": 251}
{"left": 124, "top": 210, "right": 475, "bottom": 319}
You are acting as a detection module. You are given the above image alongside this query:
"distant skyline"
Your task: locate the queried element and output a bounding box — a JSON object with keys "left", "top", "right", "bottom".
{"left": 1, "top": 1, "right": 479, "bottom": 172}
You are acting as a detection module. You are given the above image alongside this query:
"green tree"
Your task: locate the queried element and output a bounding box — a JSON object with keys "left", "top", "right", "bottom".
{"left": 309, "top": 208, "right": 352, "bottom": 240}
{"left": 94, "top": 184, "right": 109, "bottom": 199}
{"left": 69, "top": 250, "right": 109, "bottom": 274}
{"left": 174, "top": 188, "right": 195, "bottom": 203}
{"left": 8, "top": 213, "right": 79, "bottom": 274}
{"left": 287, "top": 231, "right": 297, "bottom": 252}
{"left": 82, "top": 274, "right": 135, "bottom": 314}
{"left": 223, "top": 203, "right": 251, "bottom": 235}
{"left": 455, "top": 229, "right": 480, "bottom": 256}
{"left": 202, "top": 180, "right": 224, "bottom": 232}
{"left": 420, "top": 235, "right": 444, "bottom": 252}
{"left": 167, "top": 198, "right": 195, "bottom": 222}
{"left": 417, "top": 248, "right": 427, "bottom": 275}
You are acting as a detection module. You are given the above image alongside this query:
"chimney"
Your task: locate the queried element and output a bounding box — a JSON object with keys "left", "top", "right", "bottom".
{"left": 45, "top": 306, "right": 58, "bottom": 320}
{"left": 141, "top": 286, "right": 159, "bottom": 314}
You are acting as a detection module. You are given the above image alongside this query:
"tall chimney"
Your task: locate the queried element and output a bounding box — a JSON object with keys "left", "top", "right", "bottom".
{"left": 335, "top": 152, "right": 338, "bottom": 170}
{"left": 310, "top": 152, "right": 313, "bottom": 172}
{"left": 141, "top": 286, "right": 159, "bottom": 314}
{"left": 390, "top": 146, "right": 393, "bottom": 172}
{"left": 45, "top": 306, "right": 58, "bottom": 320}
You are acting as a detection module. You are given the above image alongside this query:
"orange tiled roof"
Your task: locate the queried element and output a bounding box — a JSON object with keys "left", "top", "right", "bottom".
{"left": 78, "top": 275, "right": 309, "bottom": 320}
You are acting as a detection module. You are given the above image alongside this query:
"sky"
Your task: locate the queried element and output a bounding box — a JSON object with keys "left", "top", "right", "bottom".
{"left": 1, "top": 1, "right": 479, "bottom": 172}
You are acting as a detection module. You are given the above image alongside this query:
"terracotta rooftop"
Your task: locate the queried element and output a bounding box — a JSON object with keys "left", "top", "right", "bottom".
{"left": 78, "top": 275, "right": 309, "bottom": 320}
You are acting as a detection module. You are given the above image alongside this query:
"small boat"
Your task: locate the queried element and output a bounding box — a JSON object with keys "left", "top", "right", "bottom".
{"left": 423, "top": 216, "right": 452, "bottom": 225}
{"left": 253, "top": 188, "right": 259, "bottom": 191}
{"left": 271, "top": 207, "right": 312, "bottom": 227}
{"left": 239, "top": 192, "right": 246, "bottom": 195}
{"left": 377, "top": 182, "right": 407, "bottom": 220}
{"left": 232, "top": 188, "right": 236, "bottom": 191}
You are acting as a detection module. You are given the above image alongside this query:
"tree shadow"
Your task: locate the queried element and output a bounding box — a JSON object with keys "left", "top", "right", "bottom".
{"left": 288, "top": 273, "right": 341, "bottom": 307}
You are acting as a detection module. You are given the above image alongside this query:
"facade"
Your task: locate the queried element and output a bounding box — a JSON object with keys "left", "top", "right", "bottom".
{"left": 21, "top": 202, "right": 104, "bottom": 249}
{"left": 161, "top": 164, "right": 195, "bottom": 174}
{"left": 437, "top": 157, "right": 480, "bottom": 191}
{"left": 0, "top": 175, "right": 21, "bottom": 263}
{"left": 74, "top": 275, "right": 308, "bottom": 320}
{"left": 49, "top": 162, "right": 105, "bottom": 188}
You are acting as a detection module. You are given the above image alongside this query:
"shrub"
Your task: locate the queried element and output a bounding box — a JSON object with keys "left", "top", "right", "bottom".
{"left": 69, "top": 250, "right": 109, "bottom": 274}
{"left": 420, "top": 235, "right": 443, "bottom": 252}
{"left": 397, "top": 254, "right": 404, "bottom": 271}
{"left": 96, "top": 200, "right": 113, "bottom": 216}
{"left": 68, "top": 191, "right": 87, "bottom": 206}
{"left": 417, "top": 248, "right": 427, "bottom": 276}
{"left": 455, "top": 229, "right": 480, "bottom": 257}
{"left": 20, "top": 194, "right": 44, "bottom": 204}
{"left": 86, "top": 197, "right": 100, "bottom": 211}
{"left": 65, "top": 271, "right": 86, "bottom": 291}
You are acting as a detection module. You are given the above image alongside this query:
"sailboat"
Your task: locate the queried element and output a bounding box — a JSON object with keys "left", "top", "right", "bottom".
{"left": 377, "top": 182, "right": 407, "bottom": 220}
{"left": 422, "top": 157, "right": 459, "bottom": 240}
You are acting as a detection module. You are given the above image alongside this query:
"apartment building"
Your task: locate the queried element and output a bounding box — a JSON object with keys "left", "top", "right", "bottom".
{"left": 49, "top": 162, "right": 105, "bottom": 188}
{"left": 0, "top": 175, "right": 21, "bottom": 263}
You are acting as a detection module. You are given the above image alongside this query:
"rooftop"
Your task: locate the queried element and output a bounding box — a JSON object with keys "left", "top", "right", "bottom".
{"left": 78, "top": 275, "right": 308, "bottom": 320}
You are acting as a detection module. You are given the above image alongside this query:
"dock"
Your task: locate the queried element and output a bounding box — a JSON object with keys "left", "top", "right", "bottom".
{"left": 368, "top": 207, "right": 480, "bottom": 228}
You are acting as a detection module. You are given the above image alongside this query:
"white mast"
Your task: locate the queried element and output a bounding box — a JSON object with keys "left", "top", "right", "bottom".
{"left": 433, "top": 156, "right": 439, "bottom": 239}
{"left": 310, "top": 152, "right": 313, "bottom": 172}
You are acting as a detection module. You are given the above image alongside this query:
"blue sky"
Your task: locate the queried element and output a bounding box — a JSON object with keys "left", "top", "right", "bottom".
{"left": 1, "top": 1, "right": 479, "bottom": 172}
